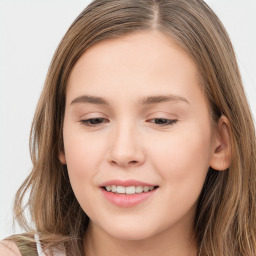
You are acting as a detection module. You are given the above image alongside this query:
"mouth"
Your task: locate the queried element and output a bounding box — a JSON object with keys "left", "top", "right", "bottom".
{"left": 102, "top": 185, "right": 159, "bottom": 195}
{"left": 100, "top": 180, "right": 159, "bottom": 207}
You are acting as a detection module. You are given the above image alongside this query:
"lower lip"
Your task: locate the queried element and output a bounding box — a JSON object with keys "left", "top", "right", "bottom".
{"left": 101, "top": 188, "right": 158, "bottom": 207}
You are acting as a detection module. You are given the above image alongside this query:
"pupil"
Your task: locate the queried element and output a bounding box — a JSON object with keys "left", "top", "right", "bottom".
{"left": 91, "top": 118, "right": 102, "bottom": 124}
{"left": 155, "top": 118, "right": 166, "bottom": 124}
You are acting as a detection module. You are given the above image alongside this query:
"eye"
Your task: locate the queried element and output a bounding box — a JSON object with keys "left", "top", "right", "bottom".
{"left": 148, "top": 118, "right": 177, "bottom": 126}
{"left": 80, "top": 117, "right": 177, "bottom": 127}
{"left": 80, "top": 118, "right": 108, "bottom": 127}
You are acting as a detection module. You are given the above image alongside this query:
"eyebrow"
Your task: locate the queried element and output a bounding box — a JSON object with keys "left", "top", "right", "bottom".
{"left": 70, "top": 94, "right": 190, "bottom": 105}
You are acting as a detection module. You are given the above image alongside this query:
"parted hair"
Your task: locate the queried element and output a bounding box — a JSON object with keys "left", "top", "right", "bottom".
{"left": 8, "top": 0, "right": 256, "bottom": 255}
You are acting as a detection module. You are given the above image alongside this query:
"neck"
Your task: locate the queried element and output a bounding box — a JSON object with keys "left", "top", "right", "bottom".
{"left": 83, "top": 222, "right": 197, "bottom": 256}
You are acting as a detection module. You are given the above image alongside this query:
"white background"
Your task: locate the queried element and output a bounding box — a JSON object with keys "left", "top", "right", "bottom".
{"left": 0, "top": 0, "right": 255, "bottom": 239}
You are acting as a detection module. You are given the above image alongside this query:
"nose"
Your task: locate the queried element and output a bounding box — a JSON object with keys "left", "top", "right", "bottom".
{"left": 107, "top": 122, "right": 145, "bottom": 168}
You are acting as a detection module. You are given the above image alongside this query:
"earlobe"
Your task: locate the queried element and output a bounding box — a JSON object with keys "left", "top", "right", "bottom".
{"left": 59, "top": 151, "right": 66, "bottom": 165}
{"left": 210, "top": 115, "right": 232, "bottom": 171}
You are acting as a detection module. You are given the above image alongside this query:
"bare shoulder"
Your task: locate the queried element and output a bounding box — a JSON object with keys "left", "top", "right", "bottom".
{"left": 0, "top": 240, "right": 22, "bottom": 256}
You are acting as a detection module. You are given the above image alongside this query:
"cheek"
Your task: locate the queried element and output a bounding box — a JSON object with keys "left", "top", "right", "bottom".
{"left": 63, "top": 132, "right": 106, "bottom": 214}
{"left": 150, "top": 126, "right": 212, "bottom": 187}
{"left": 63, "top": 128, "right": 106, "bottom": 183}
{"left": 147, "top": 126, "right": 212, "bottom": 222}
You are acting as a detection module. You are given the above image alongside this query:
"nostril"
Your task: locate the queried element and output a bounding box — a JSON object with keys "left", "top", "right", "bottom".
{"left": 109, "top": 159, "right": 140, "bottom": 167}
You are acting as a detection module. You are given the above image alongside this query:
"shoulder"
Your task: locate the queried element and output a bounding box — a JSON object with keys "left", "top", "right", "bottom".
{"left": 0, "top": 240, "right": 22, "bottom": 256}
{"left": 1, "top": 234, "right": 67, "bottom": 256}
{"left": 0, "top": 234, "right": 38, "bottom": 256}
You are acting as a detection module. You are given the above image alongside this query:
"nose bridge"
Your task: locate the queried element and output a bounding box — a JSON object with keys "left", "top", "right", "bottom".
{"left": 108, "top": 118, "right": 145, "bottom": 167}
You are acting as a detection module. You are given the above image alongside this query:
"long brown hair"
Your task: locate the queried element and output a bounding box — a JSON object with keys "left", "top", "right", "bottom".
{"left": 10, "top": 0, "right": 256, "bottom": 255}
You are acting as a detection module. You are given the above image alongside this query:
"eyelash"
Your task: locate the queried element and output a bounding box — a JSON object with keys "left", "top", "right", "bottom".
{"left": 80, "top": 118, "right": 178, "bottom": 127}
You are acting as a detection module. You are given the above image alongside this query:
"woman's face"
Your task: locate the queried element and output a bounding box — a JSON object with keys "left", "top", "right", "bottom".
{"left": 61, "top": 31, "right": 218, "bottom": 241}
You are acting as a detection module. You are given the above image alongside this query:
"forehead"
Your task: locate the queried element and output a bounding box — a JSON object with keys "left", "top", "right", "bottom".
{"left": 66, "top": 30, "right": 203, "bottom": 107}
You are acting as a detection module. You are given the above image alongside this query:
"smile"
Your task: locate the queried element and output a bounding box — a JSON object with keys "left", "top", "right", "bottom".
{"left": 104, "top": 185, "right": 157, "bottom": 194}
{"left": 100, "top": 180, "right": 159, "bottom": 207}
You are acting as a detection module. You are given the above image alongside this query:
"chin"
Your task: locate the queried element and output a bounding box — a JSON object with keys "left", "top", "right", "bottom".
{"left": 113, "top": 232, "right": 151, "bottom": 241}
{"left": 101, "top": 222, "right": 158, "bottom": 241}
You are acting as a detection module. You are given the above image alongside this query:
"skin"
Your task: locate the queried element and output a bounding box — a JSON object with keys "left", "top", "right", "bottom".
{"left": 0, "top": 241, "right": 21, "bottom": 256}
{"left": 59, "top": 31, "right": 231, "bottom": 256}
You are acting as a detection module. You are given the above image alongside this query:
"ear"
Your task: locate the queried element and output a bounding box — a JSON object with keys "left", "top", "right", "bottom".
{"left": 59, "top": 151, "right": 66, "bottom": 165}
{"left": 210, "top": 115, "right": 231, "bottom": 171}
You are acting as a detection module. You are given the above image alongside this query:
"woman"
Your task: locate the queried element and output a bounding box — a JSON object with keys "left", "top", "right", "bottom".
{"left": 1, "top": 0, "right": 256, "bottom": 255}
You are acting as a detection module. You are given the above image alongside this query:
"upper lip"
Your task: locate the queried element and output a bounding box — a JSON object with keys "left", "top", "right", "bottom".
{"left": 100, "top": 179, "right": 157, "bottom": 187}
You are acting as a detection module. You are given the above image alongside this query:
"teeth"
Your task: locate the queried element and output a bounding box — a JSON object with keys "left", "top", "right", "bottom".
{"left": 111, "top": 185, "right": 117, "bottom": 192}
{"left": 104, "top": 185, "right": 156, "bottom": 194}
{"left": 143, "top": 186, "right": 149, "bottom": 192}
{"left": 126, "top": 186, "right": 136, "bottom": 194}
{"left": 135, "top": 186, "right": 143, "bottom": 193}
{"left": 149, "top": 186, "right": 154, "bottom": 191}
{"left": 116, "top": 186, "right": 126, "bottom": 194}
